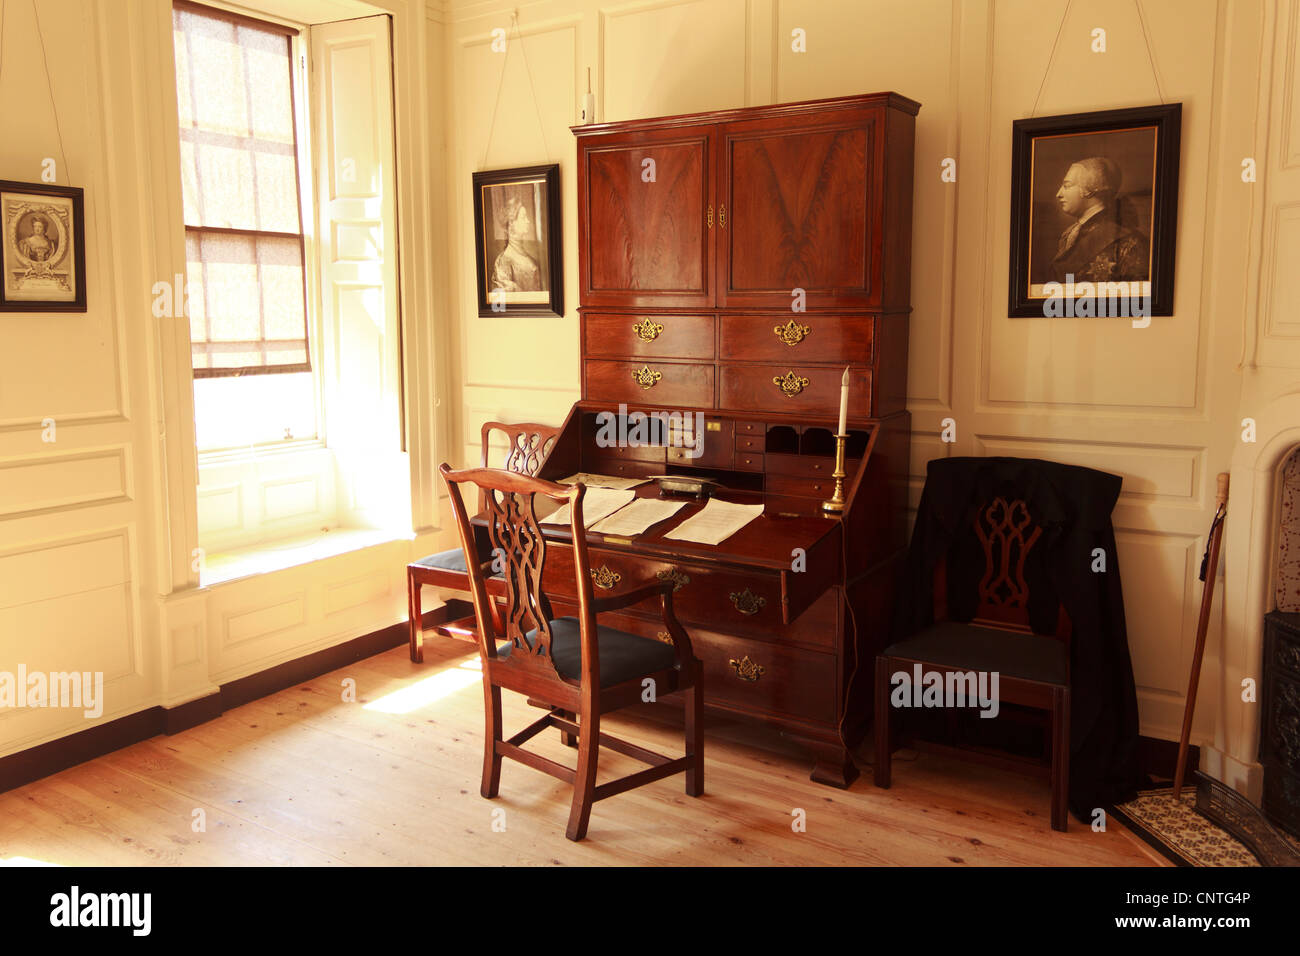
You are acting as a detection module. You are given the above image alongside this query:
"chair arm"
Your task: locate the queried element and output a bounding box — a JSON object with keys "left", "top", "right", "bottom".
{"left": 591, "top": 580, "right": 672, "bottom": 614}
{"left": 655, "top": 588, "right": 696, "bottom": 666}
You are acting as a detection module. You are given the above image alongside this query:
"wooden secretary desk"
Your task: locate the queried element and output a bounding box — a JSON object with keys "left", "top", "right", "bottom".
{"left": 513, "top": 92, "right": 917, "bottom": 786}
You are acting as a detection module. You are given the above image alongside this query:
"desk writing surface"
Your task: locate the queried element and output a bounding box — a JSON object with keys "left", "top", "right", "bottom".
{"left": 471, "top": 484, "right": 844, "bottom": 622}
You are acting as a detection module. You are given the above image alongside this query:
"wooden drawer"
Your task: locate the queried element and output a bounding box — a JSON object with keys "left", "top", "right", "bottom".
{"left": 735, "top": 451, "right": 764, "bottom": 472}
{"left": 541, "top": 547, "right": 834, "bottom": 639}
{"left": 590, "top": 441, "right": 665, "bottom": 463}
{"left": 667, "top": 416, "right": 733, "bottom": 468}
{"left": 583, "top": 313, "right": 715, "bottom": 360}
{"left": 736, "top": 420, "right": 765, "bottom": 435}
{"left": 567, "top": 607, "right": 837, "bottom": 724}
{"left": 719, "top": 364, "right": 871, "bottom": 418}
{"left": 585, "top": 360, "right": 714, "bottom": 408}
{"left": 584, "top": 457, "right": 659, "bottom": 479}
{"left": 719, "top": 314, "right": 874, "bottom": 363}
{"left": 766, "top": 473, "right": 836, "bottom": 499}
{"left": 765, "top": 452, "right": 859, "bottom": 478}
{"left": 735, "top": 434, "right": 763, "bottom": 454}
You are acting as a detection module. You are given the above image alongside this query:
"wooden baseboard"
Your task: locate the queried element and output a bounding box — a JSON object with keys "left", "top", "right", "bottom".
{"left": 0, "top": 601, "right": 471, "bottom": 796}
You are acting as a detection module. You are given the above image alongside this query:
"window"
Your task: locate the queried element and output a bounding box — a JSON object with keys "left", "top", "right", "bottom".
{"left": 172, "top": 1, "right": 317, "bottom": 449}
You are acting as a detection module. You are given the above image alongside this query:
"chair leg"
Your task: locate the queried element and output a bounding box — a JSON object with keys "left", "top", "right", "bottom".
{"left": 873, "top": 656, "right": 892, "bottom": 788}
{"left": 1051, "top": 685, "right": 1070, "bottom": 832}
{"left": 481, "top": 680, "right": 503, "bottom": 799}
{"left": 685, "top": 666, "right": 704, "bottom": 797}
{"left": 408, "top": 573, "right": 423, "bottom": 664}
{"left": 566, "top": 709, "right": 600, "bottom": 841}
{"left": 557, "top": 709, "right": 578, "bottom": 748}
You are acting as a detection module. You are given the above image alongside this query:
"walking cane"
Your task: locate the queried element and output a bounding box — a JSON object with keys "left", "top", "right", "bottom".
{"left": 1172, "top": 472, "right": 1229, "bottom": 799}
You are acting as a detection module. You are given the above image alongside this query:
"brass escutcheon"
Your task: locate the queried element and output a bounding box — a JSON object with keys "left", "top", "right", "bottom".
{"left": 729, "top": 588, "right": 766, "bottom": 615}
{"left": 633, "top": 318, "right": 664, "bottom": 342}
{"left": 774, "top": 319, "right": 811, "bottom": 346}
{"left": 590, "top": 565, "right": 621, "bottom": 590}
{"left": 656, "top": 567, "right": 691, "bottom": 591}
{"left": 729, "top": 656, "right": 765, "bottom": 682}
{"left": 631, "top": 366, "right": 663, "bottom": 389}
{"left": 772, "top": 371, "right": 810, "bottom": 397}
{"left": 655, "top": 631, "right": 674, "bottom": 645}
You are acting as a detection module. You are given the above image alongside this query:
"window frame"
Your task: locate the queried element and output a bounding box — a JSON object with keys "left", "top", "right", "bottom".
{"left": 174, "top": 0, "right": 327, "bottom": 454}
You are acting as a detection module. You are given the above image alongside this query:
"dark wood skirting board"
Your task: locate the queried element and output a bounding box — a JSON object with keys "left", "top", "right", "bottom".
{"left": 0, "top": 601, "right": 471, "bottom": 796}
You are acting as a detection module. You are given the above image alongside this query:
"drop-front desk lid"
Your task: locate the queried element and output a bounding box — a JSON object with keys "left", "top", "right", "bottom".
{"left": 472, "top": 483, "right": 843, "bottom": 625}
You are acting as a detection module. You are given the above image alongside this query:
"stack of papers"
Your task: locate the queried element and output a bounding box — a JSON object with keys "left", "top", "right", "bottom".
{"left": 541, "top": 488, "right": 636, "bottom": 528}
{"left": 589, "top": 498, "right": 686, "bottom": 536}
{"left": 557, "top": 473, "right": 648, "bottom": 490}
{"left": 662, "top": 499, "right": 765, "bottom": 546}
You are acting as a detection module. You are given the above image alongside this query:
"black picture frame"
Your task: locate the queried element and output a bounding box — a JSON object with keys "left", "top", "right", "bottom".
{"left": 0, "top": 179, "right": 87, "bottom": 313}
{"left": 472, "top": 164, "right": 563, "bottom": 317}
{"left": 1008, "top": 103, "right": 1180, "bottom": 318}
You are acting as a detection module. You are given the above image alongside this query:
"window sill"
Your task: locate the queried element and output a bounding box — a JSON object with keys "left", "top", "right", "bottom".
{"left": 199, "top": 527, "right": 409, "bottom": 587}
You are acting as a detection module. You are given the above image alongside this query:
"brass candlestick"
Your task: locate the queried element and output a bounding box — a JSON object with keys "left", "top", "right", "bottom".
{"left": 821, "top": 433, "right": 847, "bottom": 514}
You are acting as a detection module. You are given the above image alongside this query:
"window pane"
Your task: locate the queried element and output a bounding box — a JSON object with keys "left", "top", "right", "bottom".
{"left": 187, "top": 230, "right": 308, "bottom": 374}
{"left": 173, "top": 8, "right": 300, "bottom": 233}
{"left": 193, "top": 372, "right": 318, "bottom": 449}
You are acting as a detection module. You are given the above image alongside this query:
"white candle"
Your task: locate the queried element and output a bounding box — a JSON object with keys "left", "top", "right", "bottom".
{"left": 837, "top": 367, "right": 850, "bottom": 436}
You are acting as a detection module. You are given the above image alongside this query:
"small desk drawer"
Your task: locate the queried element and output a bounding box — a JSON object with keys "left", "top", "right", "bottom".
{"left": 735, "top": 434, "right": 764, "bottom": 454}
{"left": 735, "top": 452, "right": 764, "bottom": 472}
{"left": 736, "top": 420, "right": 766, "bottom": 436}
{"left": 719, "top": 364, "right": 871, "bottom": 418}
{"left": 584, "top": 313, "right": 715, "bottom": 360}
{"left": 586, "top": 360, "right": 714, "bottom": 408}
{"left": 766, "top": 474, "right": 835, "bottom": 499}
{"left": 719, "top": 314, "right": 874, "bottom": 364}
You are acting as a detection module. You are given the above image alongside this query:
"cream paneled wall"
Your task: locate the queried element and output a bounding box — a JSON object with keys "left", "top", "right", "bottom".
{"left": 438, "top": 0, "right": 1272, "bottom": 767}
{"left": 0, "top": 0, "right": 445, "bottom": 761}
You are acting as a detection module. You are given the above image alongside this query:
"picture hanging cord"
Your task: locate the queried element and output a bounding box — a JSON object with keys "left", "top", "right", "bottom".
{"left": 480, "top": 10, "right": 551, "bottom": 170}
{"left": 1031, "top": 0, "right": 1165, "bottom": 118}
{"left": 0, "top": 0, "right": 72, "bottom": 183}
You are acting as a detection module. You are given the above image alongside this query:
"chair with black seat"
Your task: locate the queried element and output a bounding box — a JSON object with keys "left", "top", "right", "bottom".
{"left": 440, "top": 463, "right": 705, "bottom": 841}
{"left": 407, "top": 421, "right": 558, "bottom": 662}
{"left": 874, "top": 484, "right": 1073, "bottom": 831}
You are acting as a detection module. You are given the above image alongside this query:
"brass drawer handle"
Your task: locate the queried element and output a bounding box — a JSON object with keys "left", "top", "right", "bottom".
{"left": 729, "top": 656, "right": 765, "bottom": 682}
{"left": 719, "top": 203, "right": 726, "bottom": 228}
{"left": 772, "top": 371, "right": 810, "bottom": 397}
{"left": 591, "top": 565, "right": 621, "bottom": 590}
{"left": 774, "top": 319, "right": 811, "bottom": 347}
{"left": 633, "top": 318, "right": 664, "bottom": 342}
{"left": 657, "top": 567, "right": 690, "bottom": 591}
{"left": 729, "top": 588, "right": 766, "bottom": 615}
{"left": 631, "top": 365, "right": 662, "bottom": 389}
{"left": 707, "top": 204, "right": 713, "bottom": 229}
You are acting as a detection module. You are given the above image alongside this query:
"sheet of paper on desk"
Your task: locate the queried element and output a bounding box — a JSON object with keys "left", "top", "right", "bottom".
{"left": 541, "top": 487, "right": 636, "bottom": 528}
{"left": 589, "top": 498, "right": 686, "bottom": 537}
{"left": 662, "top": 499, "right": 765, "bottom": 546}
{"left": 557, "top": 472, "right": 648, "bottom": 491}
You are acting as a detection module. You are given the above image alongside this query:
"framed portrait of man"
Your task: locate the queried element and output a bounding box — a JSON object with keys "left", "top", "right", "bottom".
{"left": 472, "top": 164, "right": 563, "bottom": 317}
{"left": 1008, "top": 104, "right": 1180, "bottom": 318}
{"left": 0, "top": 179, "right": 87, "bottom": 312}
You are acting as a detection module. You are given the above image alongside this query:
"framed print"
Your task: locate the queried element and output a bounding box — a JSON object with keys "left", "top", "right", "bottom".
{"left": 472, "top": 164, "right": 563, "bottom": 317}
{"left": 0, "top": 180, "right": 87, "bottom": 312}
{"left": 1008, "top": 103, "right": 1180, "bottom": 318}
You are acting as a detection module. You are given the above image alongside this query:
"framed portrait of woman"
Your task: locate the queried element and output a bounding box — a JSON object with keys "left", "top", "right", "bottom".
{"left": 1008, "top": 104, "right": 1180, "bottom": 319}
{"left": 472, "top": 164, "right": 563, "bottom": 317}
{"left": 0, "top": 179, "right": 87, "bottom": 312}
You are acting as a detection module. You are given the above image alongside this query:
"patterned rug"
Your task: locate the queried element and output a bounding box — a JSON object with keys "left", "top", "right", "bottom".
{"left": 1110, "top": 787, "right": 1262, "bottom": 866}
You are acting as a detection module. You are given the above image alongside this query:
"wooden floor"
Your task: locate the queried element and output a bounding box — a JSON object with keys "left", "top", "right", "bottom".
{"left": 0, "top": 637, "right": 1163, "bottom": 866}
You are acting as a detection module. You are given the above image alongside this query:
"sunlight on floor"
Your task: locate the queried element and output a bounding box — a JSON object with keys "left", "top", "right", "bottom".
{"left": 362, "top": 656, "right": 482, "bottom": 714}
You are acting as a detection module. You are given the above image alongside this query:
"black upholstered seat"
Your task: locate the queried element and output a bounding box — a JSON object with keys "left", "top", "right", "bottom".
{"left": 883, "top": 619, "right": 1067, "bottom": 685}
{"left": 498, "top": 617, "right": 678, "bottom": 688}
{"left": 411, "top": 547, "right": 468, "bottom": 572}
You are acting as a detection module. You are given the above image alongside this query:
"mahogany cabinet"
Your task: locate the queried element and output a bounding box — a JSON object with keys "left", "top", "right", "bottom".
{"left": 553, "top": 93, "right": 918, "bottom": 785}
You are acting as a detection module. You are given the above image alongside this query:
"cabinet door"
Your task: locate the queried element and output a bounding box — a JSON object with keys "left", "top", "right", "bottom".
{"left": 717, "top": 106, "right": 881, "bottom": 309}
{"left": 577, "top": 125, "right": 716, "bottom": 309}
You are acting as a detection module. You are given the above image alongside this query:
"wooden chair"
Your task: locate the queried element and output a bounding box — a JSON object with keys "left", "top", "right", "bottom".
{"left": 439, "top": 464, "right": 705, "bottom": 841}
{"left": 408, "top": 422, "right": 558, "bottom": 662}
{"left": 874, "top": 492, "right": 1073, "bottom": 830}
